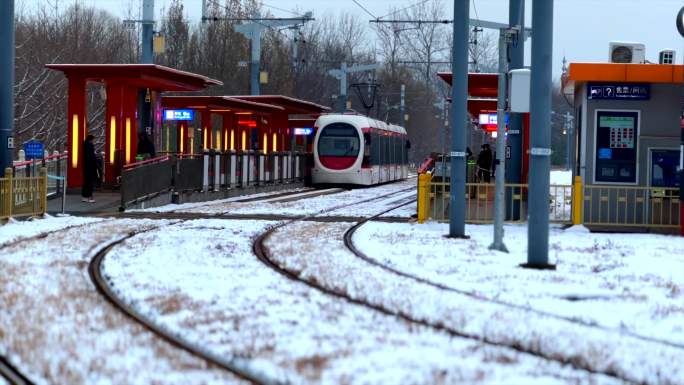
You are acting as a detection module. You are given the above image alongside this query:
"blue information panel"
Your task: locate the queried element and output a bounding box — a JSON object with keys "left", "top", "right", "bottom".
{"left": 23, "top": 141, "right": 44, "bottom": 160}
{"left": 588, "top": 83, "right": 650, "bottom": 100}
{"left": 164, "top": 109, "right": 195, "bottom": 121}
{"left": 294, "top": 128, "right": 314, "bottom": 136}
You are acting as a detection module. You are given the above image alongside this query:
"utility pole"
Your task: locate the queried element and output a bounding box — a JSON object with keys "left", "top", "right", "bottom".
{"left": 400, "top": 84, "right": 406, "bottom": 127}
{"left": 525, "top": 0, "right": 555, "bottom": 269}
{"left": 449, "top": 0, "right": 469, "bottom": 238}
{"left": 139, "top": 0, "right": 154, "bottom": 152}
{"left": 328, "top": 62, "right": 380, "bottom": 113}
{"left": 0, "top": 0, "right": 14, "bottom": 174}
{"left": 505, "top": 0, "right": 525, "bottom": 221}
{"left": 489, "top": 28, "right": 516, "bottom": 253}
{"left": 229, "top": 13, "right": 313, "bottom": 95}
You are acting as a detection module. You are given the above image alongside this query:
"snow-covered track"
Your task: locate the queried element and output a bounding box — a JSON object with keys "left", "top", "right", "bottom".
{"left": 254, "top": 193, "right": 643, "bottom": 384}
{"left": 89, "top": 225, "right": 280, "bottom": 385}
{"left": 343, "top": 210, "right": 684, "bottom": 352}
{"left": 0, "top": 356, "right": 34, "bottom": 385}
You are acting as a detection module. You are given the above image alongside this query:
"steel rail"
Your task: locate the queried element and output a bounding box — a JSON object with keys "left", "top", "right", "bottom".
{"left": 253, "top": 191, "right": 638, "bottom": 384}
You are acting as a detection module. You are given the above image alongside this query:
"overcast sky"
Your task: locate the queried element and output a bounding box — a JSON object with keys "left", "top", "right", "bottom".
{"left": 18, "top": 0, "right": 684, "bottom": 78}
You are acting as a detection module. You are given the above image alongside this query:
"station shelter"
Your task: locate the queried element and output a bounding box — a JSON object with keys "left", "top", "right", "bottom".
{"left": 161, "top": 95, "right": 329, "bottom": 156}
{"left": 563, "top": 62, "right": 682, "bottom": 230}
{"left": 45, "top": 64, "right": 222, "bottom": 188}
{"left": 437, "top": 72, "right": 531, "bottom": 183}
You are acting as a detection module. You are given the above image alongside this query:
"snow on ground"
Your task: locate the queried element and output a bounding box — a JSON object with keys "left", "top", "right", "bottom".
{"left": 267, "top": 221, "right": 684, "bottom": 385}
{"left": 354, "top": 222, "right": 684, "bottom": 346}
{"left": 551, "top": 169, "right": 573, "bottom": 185}
{"left": 134, "top": 186, "right": 311, "bottom": 213}
{"left": 0, "top": 218, "right": 243, "bottom": 385}
{"left": 173, "top": 179, "right": 416, "bottom": 217}
{"left": 102, "top": 218, "right": 620, "bottom": 384}
{"left": 0, "top": 214, "right": 103, "bottom": 246}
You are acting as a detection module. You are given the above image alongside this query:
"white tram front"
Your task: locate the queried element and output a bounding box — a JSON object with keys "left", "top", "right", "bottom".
{"left": 312, "top": 114, "right": 409, "bottom": 185}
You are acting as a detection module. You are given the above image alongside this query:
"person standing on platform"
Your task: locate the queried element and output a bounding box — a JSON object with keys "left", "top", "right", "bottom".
{"left": 477, "top": 143, "right": 493, "bottom": 183}
{"left": 81, "top": 134, "right": 97, "bottom": 203}
{"left": 137, "top": 132, "right": 156, "bottom": 160}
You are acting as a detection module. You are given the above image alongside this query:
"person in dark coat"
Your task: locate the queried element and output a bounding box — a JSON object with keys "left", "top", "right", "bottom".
{"left": 81, "top": 134, "right": 98, "bottom": 202}
{"left": 136, "top": 133, "right": 156, "bottom": 160}
{"left": 476, "top": 143, "right": 493, "bottom": 183}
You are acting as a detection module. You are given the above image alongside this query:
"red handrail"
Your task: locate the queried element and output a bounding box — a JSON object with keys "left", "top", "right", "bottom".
{"left": 123, "top": 155, "right": 170, "bottom": 170}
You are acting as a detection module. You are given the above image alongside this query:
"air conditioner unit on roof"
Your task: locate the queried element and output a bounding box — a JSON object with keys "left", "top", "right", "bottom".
{"left": 609, "top": 41, "right": 646, "bottom": 64}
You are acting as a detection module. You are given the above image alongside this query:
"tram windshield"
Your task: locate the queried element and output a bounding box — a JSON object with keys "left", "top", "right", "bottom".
{"left": 318, "top": 123, "right": 360, "bottom": 157}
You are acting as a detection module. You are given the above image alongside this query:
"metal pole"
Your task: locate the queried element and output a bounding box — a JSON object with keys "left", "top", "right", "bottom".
{"left": 449, "top": 0, "right": 469, "bottom": 238}
{"left": 525, "top": 0, "right": 555, "bottom": 269}
{"left": 339, "top": 62, "right": 348, "bottom": 112}
{"left": 0, "top": 0, "right": 14, "bottom": 176}
{"left": 490, "top": 29, "right": 508, "bottom": 252}
{"left": 400, "top": 84, "right": 406, "bottom": 127}
{"left": 142, "top": 0, "right": 154, "bottom": 64}
{"left": 505, "top": 0, "right": 524, "bottom": 220}
{"left": 250, "top": 31, "right": 261, "bottom": 95}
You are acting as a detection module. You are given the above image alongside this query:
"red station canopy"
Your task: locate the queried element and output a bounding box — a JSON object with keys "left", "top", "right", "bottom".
{"left": 233, "top": 95, "right": 330, "bottom": 115}
{"left": 437, "top": 72, "right": 499, "bottom": 117}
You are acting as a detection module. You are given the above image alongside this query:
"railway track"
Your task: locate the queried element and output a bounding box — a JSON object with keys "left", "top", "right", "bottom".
{"left": 343, "top": 213, "right": 684, "bottom": 352}
{"left": 0, "top": 357, "right": 34, "bottom": 385}
{"left": 252, "top": 190, "right": 642, "bottom": 384}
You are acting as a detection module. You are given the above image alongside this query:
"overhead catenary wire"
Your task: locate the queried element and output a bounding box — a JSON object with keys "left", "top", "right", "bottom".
{"left": 350, "top": 0, "right": 378, "bottom": 19}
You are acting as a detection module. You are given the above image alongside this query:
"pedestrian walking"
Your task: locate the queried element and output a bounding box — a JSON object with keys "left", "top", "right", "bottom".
{"left": 81, "top": 134, "right": 97, "bottom": 203}
{"left": 476, "top": 143, "right": 493, "bottom": 183}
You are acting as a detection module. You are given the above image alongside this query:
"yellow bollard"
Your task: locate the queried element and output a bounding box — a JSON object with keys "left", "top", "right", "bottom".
{"left": 572, "top": 175, "right": 583, "bottom": 225}
{"left": 417, "top": 173, "right": 431, "bottom": 223}
{"left": 40, "top": 167, "right": 48, "bottom": 215}
{"left": 5, "top": 167, "right": 13, "bottom": 218}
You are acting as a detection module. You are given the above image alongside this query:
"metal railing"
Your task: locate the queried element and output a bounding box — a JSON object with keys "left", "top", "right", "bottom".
{"left": 583, "top": 185, "right": 680, "bottom": 228}
{"left": 119, "top": 150, "right": 308, "bottom": 210}
{"left": 13, "top": 152, "right": 67, "bottom": 198}
{"left": 1, "top": 167, "right": 48, "bottom": 220}
{"left": 418, "top": 176, "right": 573, "bottom": 224}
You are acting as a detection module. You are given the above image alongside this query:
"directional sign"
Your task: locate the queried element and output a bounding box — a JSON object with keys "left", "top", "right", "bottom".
{"left": 163, "top": 109, "right": 194, "bottom": 121}
{"left": 23, "top": 141, "right": 44, "bottom": 159}
{"left": 588, "top": 83, "right": 650, "bottom": 100}
{"left": 293, "top": 128, "right": 313, "bottom": 136}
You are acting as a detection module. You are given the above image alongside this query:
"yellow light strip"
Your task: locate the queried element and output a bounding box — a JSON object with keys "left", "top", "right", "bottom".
{"left": 190, "top": 137, "right": 194, "bottom": 154}
{"left": 203, "top": 127, "right": 207, "bottom": 150}
{"left": 236, "top": 112, "right": 252, "bottom": 115}
{"left": 216, "top": 132, "right": 222, "bottom": 150}
{"left": 231, "top": 130, "right": 235, "bottom": 150}
{"left": 125, "top": 118, "right": 131, "bottom": 164}
{"left": 211, "top": 109, "right": 232, "bottom": 112}
{"left": 109, "top": 116, "right": 116, "bottom": 165}
{"left": 224, "top": 130, "right": 228, "bottom": 151}
{"left": 180, "top": 125, "right": 184, "bottom": 153}
{"left": 241, "top": 131, "right": 246, "bottom": 150}
{"left": 71, "top": 114, "right": 78, "bottom": 168}
{"left": 272, "top": 133, "right": 277, "bottom": 152}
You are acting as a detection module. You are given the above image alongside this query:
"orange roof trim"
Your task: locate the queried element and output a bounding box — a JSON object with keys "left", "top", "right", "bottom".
{"left": 568, "top": 63, "right": 684, "bottom": 84}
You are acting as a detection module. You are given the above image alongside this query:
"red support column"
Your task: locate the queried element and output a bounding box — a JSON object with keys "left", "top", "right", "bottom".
{"left": 122, "top": 86, "right": 138, "bottom": 165}
{"left": 66, "top": 77, "right": 87, "bottom": 188}
{"left": 105, "top": 82, "right": 123, "bottom": 184}
{"left": 201, "top": 110, "right": 211, "bottom": 151}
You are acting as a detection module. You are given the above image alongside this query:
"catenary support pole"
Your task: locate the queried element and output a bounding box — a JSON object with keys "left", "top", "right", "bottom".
{"left": 525, "top": 0, "right": 555, "bottom": 269}
{"left": 0, "top": 0, "right": 15, "bottom": 175}
{"left": 400, "top": 84, "right": 406, "bottom": 127}
{"left": 490, "top": 29, "right": 509, "bottom": 252}
{"left": 449, "top": 0, "right": 469, "bottom": 238}
{"left": 505, "top": 0, "right": 524, "bottom": 220}
{"left": 139, "top": 0, "right": 154, "bottom": 152}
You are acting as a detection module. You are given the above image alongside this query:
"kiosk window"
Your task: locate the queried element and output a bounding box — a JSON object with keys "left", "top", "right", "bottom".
{"left": 651, "top": 150, "right": 680, "bottom": 187}
{"left": 595, "top": 111, "right": 638, "bottom": 183}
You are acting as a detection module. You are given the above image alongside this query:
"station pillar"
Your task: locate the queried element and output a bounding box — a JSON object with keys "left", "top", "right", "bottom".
{"left": 105, "top": 83, "right": 123, "bottom": 184}
{"left": 122, "top": 86, "right": 138, "bottom": 165}
{"left": 66, "top": 77, "right": 87, "bottom": 188}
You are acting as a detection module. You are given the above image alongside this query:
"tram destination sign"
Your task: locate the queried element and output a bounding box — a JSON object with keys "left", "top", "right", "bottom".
{"left": 588, "top": 83, "right": 650, "bottom": 100}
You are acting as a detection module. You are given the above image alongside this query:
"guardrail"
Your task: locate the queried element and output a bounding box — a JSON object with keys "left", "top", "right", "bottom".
{"left": 119, "top": 150, "right": 307, "bottom": 210}
{"left": 417, "top": 176, "right": 573, "bottom": 224}
{"left": 13, "top": 152, "right": 67, "bottom": 198}
{"left": 1, "top": 167, "right": 48, "bottom": 221}
{"left": 583, "top": 184, "right": 680, "bottom": 229}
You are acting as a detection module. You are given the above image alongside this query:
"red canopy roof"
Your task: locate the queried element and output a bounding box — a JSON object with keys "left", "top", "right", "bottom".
{"left": 233, "top": 95, "right": 330, "bottom": 115}
{"left": 437, "top": 72, "right": 498, "bottom": 98}
{"left": 45, "top": 64, "right": 222, "bottom": 92}
{"left": 162, "top": 96, "right": 284, "bottom": 114}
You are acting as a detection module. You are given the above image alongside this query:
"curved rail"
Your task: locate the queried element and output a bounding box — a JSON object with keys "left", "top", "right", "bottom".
{"left": 89, "top": 226, "right": 280, "bottom": 385}
{"left": 252, "top": 192, "right": 636, "bottom": 383}
{"left": 0, "top": 357, "right": 35, "bottom": 385}
{"left": 343, "top": 215, "right": 684, "bottom": 351}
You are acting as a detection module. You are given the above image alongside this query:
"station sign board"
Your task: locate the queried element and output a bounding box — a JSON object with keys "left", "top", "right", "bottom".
{"left": 163, "top": 109, "right": 195, "bottom": 121}
{"left": 294, "top": 128, "right": 314, "bottom": 136}
{"left": 588, "top": 83, "right": 650, "bottom": 100}
{"left": 23, "top": 141, "right": 44, "bottom": 160}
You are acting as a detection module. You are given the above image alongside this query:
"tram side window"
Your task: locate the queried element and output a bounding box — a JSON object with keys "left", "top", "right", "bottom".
{"left": 371, "top": 131, "right": 380, "bottom": 165}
